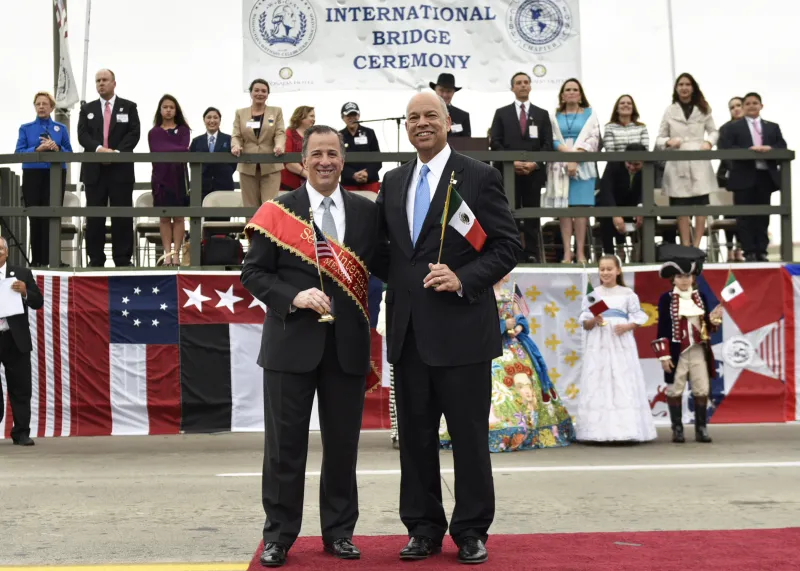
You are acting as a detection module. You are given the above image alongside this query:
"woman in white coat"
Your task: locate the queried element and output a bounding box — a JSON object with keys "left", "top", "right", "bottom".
{"left": 656, "top": 73, "right": 719, "bottom": 248}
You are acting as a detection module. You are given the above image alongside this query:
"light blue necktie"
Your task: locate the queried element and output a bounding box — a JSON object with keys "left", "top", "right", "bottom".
{"left": 208, "top": 135, "right": 215, "bottom": 152}
{"left": 412, "top": 164, "right": 431, "bottom": 245}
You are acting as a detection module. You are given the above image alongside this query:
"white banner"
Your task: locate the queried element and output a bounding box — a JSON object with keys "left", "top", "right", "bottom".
{"left": 54, "top": 0, "right": 80, "bottom": 108}
{"left": 242, "top": 0, "right": 581, "bottom": 92}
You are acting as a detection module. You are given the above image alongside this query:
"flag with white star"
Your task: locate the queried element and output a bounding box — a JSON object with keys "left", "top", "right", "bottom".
{"left": 110, "top": 275, "right": 179, "bottom": 344}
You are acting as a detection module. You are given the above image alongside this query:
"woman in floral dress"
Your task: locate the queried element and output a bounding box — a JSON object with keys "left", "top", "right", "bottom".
{"left": 440, "top": 276, "right": 575, "bottom": 452}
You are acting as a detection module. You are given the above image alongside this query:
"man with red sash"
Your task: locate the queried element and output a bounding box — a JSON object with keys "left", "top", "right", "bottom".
{"left": 241, "top": 125, "right": 382, "bottom": 568}
{"left": 651, "top": 244, "right": 722, "bottom": 444}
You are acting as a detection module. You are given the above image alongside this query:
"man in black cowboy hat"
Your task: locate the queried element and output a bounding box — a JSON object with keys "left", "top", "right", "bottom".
{"left": 430, "top": 73, "right": 471, "bottom": 138}
{"left": 650, "top": 244, "right": 722, "bottom": 444}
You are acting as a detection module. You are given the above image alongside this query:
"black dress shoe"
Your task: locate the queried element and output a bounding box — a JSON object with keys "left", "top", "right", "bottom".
{"left": 260, "top": 542, "right": 288, "bottom": 567}
{"left": 12, "top": 436, "right": 35, "bottom": 446}
{"left": 757, "top": 253, "right": 769, "bottom": 262}
{"left": 399, "top": 536, "right": 441, "bottom": 560}
{"left": 324, "top": 538, "right": 361, "bottom": 559}
{"left": 458, "top": 538, "right": 488, "bottom": 565}
{"left": 392, "top": 438, "right": 400, "bottom": 450}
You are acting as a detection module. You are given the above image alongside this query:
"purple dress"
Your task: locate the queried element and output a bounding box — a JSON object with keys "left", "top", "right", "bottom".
{"left": 148, "top": 125, "right": 190, "bottom": 207}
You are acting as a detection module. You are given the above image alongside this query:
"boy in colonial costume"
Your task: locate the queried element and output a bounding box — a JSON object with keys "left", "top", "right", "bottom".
{"left": 651, "top": 245, "right": 722, "bottom": 444}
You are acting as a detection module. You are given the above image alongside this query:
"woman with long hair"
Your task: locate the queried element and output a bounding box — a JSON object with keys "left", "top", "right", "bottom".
{"left": 281, "top": 106, "right": 316, "bottom": 191}
{"left": 545, "top": 78, "right": 601, "bottom": 264}
{"left": 603, "top": 94, "right": 649, "bottom": 152}
{"left": 148, "top": 94, "right": 190, "bottom": 266}
{"left": 656, "top": 73, "right": 719, "bottom": 248}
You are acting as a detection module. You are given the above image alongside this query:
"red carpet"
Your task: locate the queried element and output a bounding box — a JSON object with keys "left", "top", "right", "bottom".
{"left": 248, "top": 528, "right": 800, "bottom": 570}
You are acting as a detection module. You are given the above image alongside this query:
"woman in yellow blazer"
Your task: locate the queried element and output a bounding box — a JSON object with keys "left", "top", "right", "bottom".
{"left": 231, "top": 78, "right": 286, "bottom": 206}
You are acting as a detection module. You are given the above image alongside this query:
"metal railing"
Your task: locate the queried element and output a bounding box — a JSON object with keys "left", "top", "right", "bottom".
{"left": 0, "top": 149, "right": 794, "bottom": 268}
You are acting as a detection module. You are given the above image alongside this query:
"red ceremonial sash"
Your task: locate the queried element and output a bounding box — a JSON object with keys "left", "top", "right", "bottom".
{"left": 245, "top": 201, "right": 370, "bottom": 322}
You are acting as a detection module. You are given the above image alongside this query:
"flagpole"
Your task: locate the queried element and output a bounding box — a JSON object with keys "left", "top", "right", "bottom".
{"left": 666, "top": 0, "right": 677, "bottom": 82}
{"left": 436, "top": 171, "right": 456, "bottom": 265}
{"left": 309, "top": 207, "right": 334, "bottom": 323}
{"left": 53, "top": 0, "right": 70, "bottom": 180}
{"left": 80, "top": 0, "right": 92, "bottom": 105}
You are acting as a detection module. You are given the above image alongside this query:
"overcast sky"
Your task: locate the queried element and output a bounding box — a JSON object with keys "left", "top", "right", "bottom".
{"left": 2, "top": 0, "right": 798, "bottom": 239}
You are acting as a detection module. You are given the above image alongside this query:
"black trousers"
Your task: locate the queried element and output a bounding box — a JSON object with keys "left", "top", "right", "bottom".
{"left": 515, "top": 175, "right": 541, "bottom": 259}
{"left": 734, "top": 171, "right": 776, "bottom": 257}
{"left": 85, "top": 171, "right": 134, "bottom": 266}
{"left": 22, "top": 169, "right": 66, "bottom": 267}
{"left": 394, "top": 324, "right": 494, "bottom": 546}
{"left": 0, "top": 330, "right": 32, "bottom": 441}
{"left": 262, "top": 328, "right": 365, "bottom": 548}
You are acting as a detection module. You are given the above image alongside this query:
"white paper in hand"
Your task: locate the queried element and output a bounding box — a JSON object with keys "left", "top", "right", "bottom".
{"left": 0, "top": 278, "right": 24, "bottom": 318}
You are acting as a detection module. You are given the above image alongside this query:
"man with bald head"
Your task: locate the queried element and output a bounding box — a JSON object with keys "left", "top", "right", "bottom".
{"left": 77, "top": 69, "right": 141, "bottom": 267}
{"left": 374, "top": 92, "right": 521, "bottom": 564}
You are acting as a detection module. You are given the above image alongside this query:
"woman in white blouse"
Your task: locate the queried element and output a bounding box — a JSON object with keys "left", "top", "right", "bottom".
{"left": 603, "top": 94, "right": 649, "bottom": 152}
{"left": 656, "top": 73, "right": 719, "bottom": 248}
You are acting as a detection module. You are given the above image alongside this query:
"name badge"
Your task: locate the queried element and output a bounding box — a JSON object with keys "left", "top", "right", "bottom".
{"left": 624, "top": 222, "right": 636, "bottom": 233}
{"left": 117, "top": 114, "right": 129, "bottom": 123}
{"left": 354, "top": 135, "right": 368, "bottom": 145}
{"left": 246, "top": 121, "right": 261, "bottom": 129}
{"left": 528, "top": 125, "right": 538, "bottom": 138}
{"left": 450, "top": 123, "right": 463, "bottom": 133}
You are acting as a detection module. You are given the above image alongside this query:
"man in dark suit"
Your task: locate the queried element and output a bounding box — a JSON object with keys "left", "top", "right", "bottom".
{"left": 430, "top": 73, "right": 471, "bottom": 138}
{"left": 597, "top": 143, "right": 646, "bottom": 256}
{"left": 77, "top": 69, "right": 141, "bottom": 267}
{"left": 374, "top": 92, "right": 521, "bottom": 564}
{"left": 718, "top": 92, "right": 787, "bottom": 262}
{"left": 490, "top": 72, "right": 553, "bottom": 262}
{"left": 0, "top": 236, "right": 43, "bottom": 446}
{"left": 241, "top": 125, "right": 381, "bottom": 568}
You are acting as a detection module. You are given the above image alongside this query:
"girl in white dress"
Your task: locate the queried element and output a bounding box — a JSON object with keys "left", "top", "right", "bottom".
{"left": 577, "top": 255, "right": 657, "bottom": 442}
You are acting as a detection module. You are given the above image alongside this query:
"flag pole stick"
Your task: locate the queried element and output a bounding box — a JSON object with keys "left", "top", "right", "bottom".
{"left": 437, "top": 171, "right": 456, "bottom": 265}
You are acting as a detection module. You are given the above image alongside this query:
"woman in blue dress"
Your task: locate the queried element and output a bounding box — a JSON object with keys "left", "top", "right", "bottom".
{"left": 545, "top": 78, "right": 601, "bottom": 264}
{"left": 440, "top": 275, "right": 575, "bottom": 452}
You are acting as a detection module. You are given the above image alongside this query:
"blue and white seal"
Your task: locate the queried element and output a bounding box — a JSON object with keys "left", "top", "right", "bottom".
{"left": 507, "top": 0, "right": 573, "bottom": 54}
{"left": 249, "top": 0, "right": 317, "bottom": 59}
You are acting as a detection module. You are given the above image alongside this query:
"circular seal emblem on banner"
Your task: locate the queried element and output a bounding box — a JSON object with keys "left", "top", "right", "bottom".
{"left": 508, "top": 0, "right": 572, "bottom": 54}
{"left": 722, "top": 335, "right": 755, "bottom": 368}
{"left": 279, "top": 67, "right": 293, "bottom": 79}
{"left": 250, "top": 0, "right": 317, "bottom": 58}
{"left": 532, "top": 64, "right": 548, "bottom": 77}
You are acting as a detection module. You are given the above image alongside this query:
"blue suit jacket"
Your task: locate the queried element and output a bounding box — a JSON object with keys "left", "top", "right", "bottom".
{"left": 16, "top": 117, "right": 73, "bottom": 169}
{"left": 189, "top": 132, "right": 237, "bottom": 197}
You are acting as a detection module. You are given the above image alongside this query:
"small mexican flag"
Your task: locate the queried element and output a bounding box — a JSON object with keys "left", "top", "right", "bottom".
{"left": 442, "top": 189, "right": 486, "bottom": 251}
{"left": 721, "top": 270, "right": 746, "bottom": 310}
{"left": 585, "top": 281, "right": 609, "bottom": 316}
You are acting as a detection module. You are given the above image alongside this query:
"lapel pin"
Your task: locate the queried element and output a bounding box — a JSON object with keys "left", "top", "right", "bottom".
{"left": 88, "top": 113, "right": 94, "bottom": 119}
{"left": 54, "top": 125, "right": 60, "bottom": 132}
{"left": 9, "top": 271, "right": 15, "bottom": 277}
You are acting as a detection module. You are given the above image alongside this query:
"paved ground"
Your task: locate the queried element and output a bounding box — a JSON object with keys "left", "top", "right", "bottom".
{"left": 1, "top": 425, "right": 799, "bottom": 567}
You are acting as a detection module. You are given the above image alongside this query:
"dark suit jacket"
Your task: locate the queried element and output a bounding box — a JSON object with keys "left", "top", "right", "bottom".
{"left": 447, "top": 104, "right": 471, "bottom": 138}
{"left": 490, "top": 102, "right": 553, "bottom": 190}
{"left": 374, "top": 150, "right": 522, "bottom": 367}
{"left": 597, "top": 163, "right": 642, "bottom": 207}
{"left": 240, "top": 186, "right": 380, "bottom": 376}
{"left": 3, "top": 265, "right": 43, "bottom": 353}
{"left": 189, "top": 132, "right": 237, "bottom": 197}
{"left": 340, "top": 126, "right": 382, "bottom": 185}
{"left": 718, "top": 117, "right": 786, "bottom": 191}
{"left": 77, "top": 97, "right": 141, "bottom": 185}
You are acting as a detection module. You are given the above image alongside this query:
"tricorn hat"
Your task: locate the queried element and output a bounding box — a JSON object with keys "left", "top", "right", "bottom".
{"left": 429, "top": 73, "right": 462, "bottom": 92}
{"left": 657, "top": 243, "right": 706, "bottom": 278}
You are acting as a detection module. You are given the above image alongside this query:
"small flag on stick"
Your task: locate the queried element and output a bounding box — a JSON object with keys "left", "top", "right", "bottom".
{"left": 513, "top": 283, "right": 530, "bottom": 316}
{"left": 585, "top": 281, "right": 609, "bottom": 317}
{"left": 721, "top": 270, "right": 746, "bottom": 310}
{"left": 440, "top": 178, "right": 487, "bottom": 254}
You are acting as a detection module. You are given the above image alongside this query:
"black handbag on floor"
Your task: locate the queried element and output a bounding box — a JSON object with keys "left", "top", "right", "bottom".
{"left": 201, "top": 235, "right": 243, "bottom": 266}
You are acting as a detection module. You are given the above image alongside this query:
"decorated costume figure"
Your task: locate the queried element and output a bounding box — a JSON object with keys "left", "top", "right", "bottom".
{"left": 651, "top": 245, "right": 722, "bottom": 443}
{"left": 440, "top": 276, "right": 575, "bottom": 452}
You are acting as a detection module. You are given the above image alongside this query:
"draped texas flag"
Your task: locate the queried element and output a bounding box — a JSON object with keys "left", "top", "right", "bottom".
{"left": 721, "top": 270, "right": 747, "bottom": 310}
{"left": 442, "top": 189, "right": 486, "bottom": 252}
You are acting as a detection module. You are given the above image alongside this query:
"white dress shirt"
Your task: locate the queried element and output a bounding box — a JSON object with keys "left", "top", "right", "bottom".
{"left": 307, "top": 183, "right": 346, "bottom": 241}
{"left": 515, "top": 100, "right": 531, "bottom": 116}
{"left": 0, "top": 262, "right": 8, "bottom": 331}
{"left": 96, "top": 94, "right": 118, "bottom": 151}
{"left": 746, "top": 116, "right": 768, "bottom": 170}
{"left": 406, "top": 143, "right": 452, "bottom": 239}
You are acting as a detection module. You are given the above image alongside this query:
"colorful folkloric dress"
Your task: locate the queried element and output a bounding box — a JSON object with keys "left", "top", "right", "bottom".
{"left": 440, "top": 292, "right": 575, "bottom": 452}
